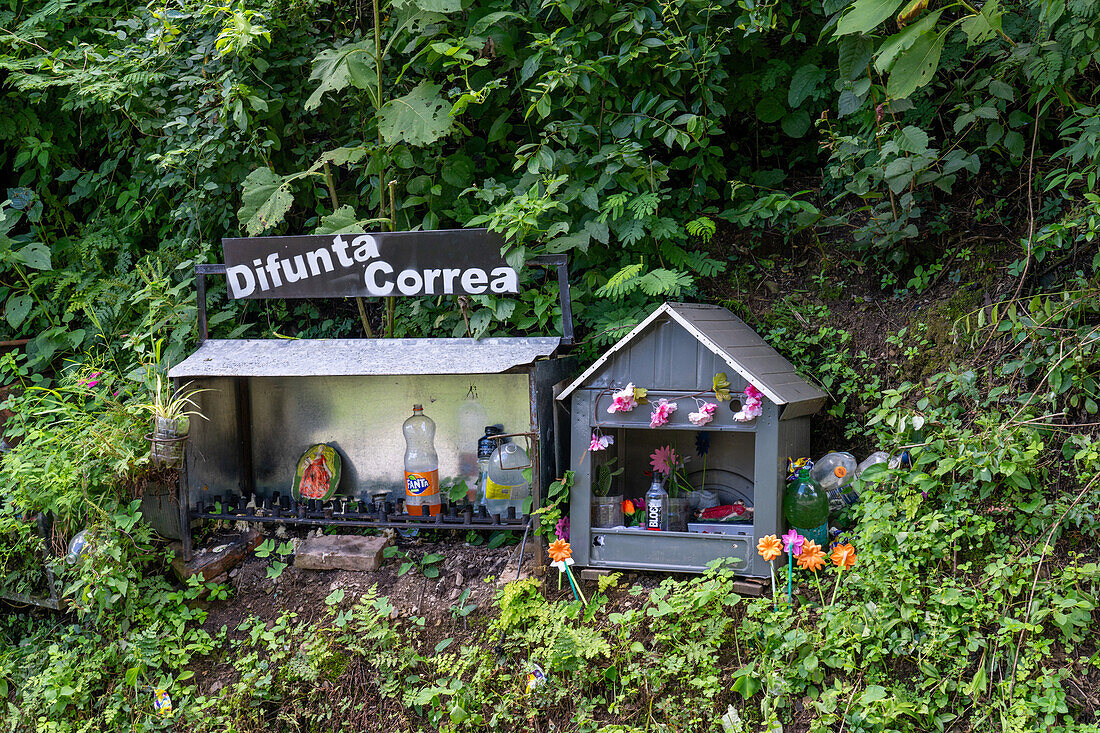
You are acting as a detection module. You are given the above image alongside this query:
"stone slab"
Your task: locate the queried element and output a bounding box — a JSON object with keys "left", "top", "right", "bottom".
{"left": 294, "top": 534, "right": 391, "bottom": 572}
{"left": 730, "top": 578, "right": 768, "bottom": 598}
{"left": 579, "top": 568, "right": 613, "bottom": 582}
{"left": 171, "top": 529, "right": 261, "bottom": 581}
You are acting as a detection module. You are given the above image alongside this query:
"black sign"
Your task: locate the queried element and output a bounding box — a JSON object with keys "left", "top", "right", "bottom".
{"left": 221, "top": 229, "right": 518, "bottom": 299}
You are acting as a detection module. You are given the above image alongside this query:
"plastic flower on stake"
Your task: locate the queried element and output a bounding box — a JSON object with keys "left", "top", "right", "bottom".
{"left": 781, "top": 529, "right": 805, "bottom": 556}
{"left": 796, "top": 540, "right": 826, "bottom": 572}
{"left": 548, "top": 539, "right": 586, "bottom": 604}
{"left": 757, "top": 534, "right": 782, "bottom": 605}
{"left": 779, "top": 529, "right": 805, "bottom": 604}
{"left": 649, "top": 398, "right": 678, "bottom": 427}
{"left": 830, "top": 543, "right": 856, "bottom": 605}
{"left": 757, "top": 534, "right": 782, "bottom": 562}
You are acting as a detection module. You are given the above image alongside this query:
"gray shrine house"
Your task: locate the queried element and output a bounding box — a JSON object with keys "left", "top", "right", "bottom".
{"left": 557, "top": 302, "right": 825, "bottom": 577}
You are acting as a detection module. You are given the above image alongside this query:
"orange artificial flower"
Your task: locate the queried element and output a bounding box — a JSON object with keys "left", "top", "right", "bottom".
{"left": 622, "top": 499, "right": 636, "bottom": 515}
{"left": 548, "top": 539, "right": 573, "bottom": 563}
{"left": 795, "top": 540, "right": 826, "bottom": 572}
{"left": 757, "top": 534, "right": 782, "bottom": 562}
{"left": 831, "top": 543, "right": 856, "bottom": 570}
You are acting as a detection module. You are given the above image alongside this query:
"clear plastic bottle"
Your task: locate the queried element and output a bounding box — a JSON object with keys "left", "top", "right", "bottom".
{"left": 474, "top": 425, "right": 504, "bottom": 504}
{"left": 784, "top": 467, "right": 828, "bottom": 545}
{"left": 457, "top": 390, "right": 488, "bottom": 486}
{"left": 403, "top": 404, "right": 440, "bottom": 516}
{"left": 484, "top": 440, "right": 530, "bottom": 517}
{"left": 645, "top": 477, "right": 669, "bottom": 531}
{"left": 811, "top": 451, "right": 858, "bottom": 492}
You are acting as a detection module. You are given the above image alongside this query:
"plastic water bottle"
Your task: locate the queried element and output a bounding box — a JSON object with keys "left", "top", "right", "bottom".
{"left": 811, "top": 451, "right": 858, "bottom": 492}
{"left": 403, "top": 404, "right": 440, "bottom": 516}
{"left": 645, "top": 477, "right": 669, "bottom": 531}
{"left": 784, "top": 467, "right": 828, "bottom": 545}
{"left": 474, "top": 425, "right": 503, "bottom": 504}
{"left": 457, "top": 390, "right": 488, "bottom": 485}
{"left": 484, "top": 440, "right": 530, "bottom": 517}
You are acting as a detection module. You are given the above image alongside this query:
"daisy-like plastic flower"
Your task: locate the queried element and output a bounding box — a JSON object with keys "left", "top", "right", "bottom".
{"left": 796, "top": 540, "right": 826, "bottom": 571}
{"left": 589, "top": 432, "right": 614, "bottom": 452}
{"left": 607, "top": 383, "right": 638, "bottom": 413}
{"left": 757, "top": 534, "right": 782, "bottom": 562}
{"left": 781, "top": 529, "right": 805, "bottom": 556}
{"left": 555, "top": 516, "right": 570, "bottom": 543}
{"left": 649, "top": 398, "right": 678, "bottom": 428}
{"left": 831, "top": 543, "right": 856, "bottom": 570}
{"left": 548, "top": 539, "right": 573, "bottom": 563}
{"left": 650, "top": 445, "right": 678, "bottom": 476}
{"left": 688, "top": 402, "right": 717, "bottom": 426}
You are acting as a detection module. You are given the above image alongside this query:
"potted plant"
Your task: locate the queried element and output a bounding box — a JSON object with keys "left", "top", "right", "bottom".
{"left": 590, "top": 456, "right": 624, "bottom": 528}
{"left": 143, "top": 371, "right": 208, "bottom": 469}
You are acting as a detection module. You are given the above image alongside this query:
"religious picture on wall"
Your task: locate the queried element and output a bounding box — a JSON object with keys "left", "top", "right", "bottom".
{"left": 292, "top": 443, "right": 342, "bottom": 501}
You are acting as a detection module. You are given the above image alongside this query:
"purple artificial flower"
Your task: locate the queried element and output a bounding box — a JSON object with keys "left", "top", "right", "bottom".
{"left": 781, "top": 529, "right": 805, "bottom": 556}
{"left": 555, "top": 516, "right": 570, "bottom": 543}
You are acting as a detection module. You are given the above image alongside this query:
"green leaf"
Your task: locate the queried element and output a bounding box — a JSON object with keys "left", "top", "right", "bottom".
{"left": 325, "top": 588, "right": 345, "bottom": 606}
{"left": 442, "top": 154, "right": 474, "bottom": 188}
{"left": 896, "top": 125, "right": 930, "bottom": 153}
{"left": 17, "top": 242, "right": 51, "bottom": 270}
{"left": 837, "top": 89, "right": 864, "bottom": 118}
{"left": 782, "top": 111, "right": 811, "bottom": 138}
{"left": 713, "top": 372, "right": 732, "bottom": 401}
{"left": 886, "top": 28, "right": 945, "bottom": 99}
{"left": 836, "top": 0, "right": 906, "bottom": 36}
{"left": 960, "top": 0, "right": 1001, "bottom": 46}
{"left": 860, "top": 685, "right": 888, "bottom": 704}
{"left": 755, "top": 97, "right": 785, "bottom": 123}
{"left": 315, "top": 205, "right": 366, "bottom": 235}
{"left": 837, "top": 35, "right": 875, "bottom": 80}
{"left": 6, "top": 293, "right": 31, "bottom": 330}
{"left": 874, "top": 9, "right": 944, "bottom": 73}
{"left": 637, "top": 268, "right": 693, "bottom": 297}
{"left": 238, "top": 167, "right": 294, "bottom": 236}
{"left": 378, "top": 82, "right": 454, "bottom": 148}
{"left": 731, "top": 667, "right": 761, "bottom": 699}
{"left": 305, "top": 41, "right": 377, "bottom": 111}
{"left": 788, "top": 64, "right": 824, "bottom": 108}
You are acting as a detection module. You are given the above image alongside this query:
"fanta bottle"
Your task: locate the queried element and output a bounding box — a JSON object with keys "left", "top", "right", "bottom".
{"left": 403, "top": 404, "right": 440, "bottom": 516}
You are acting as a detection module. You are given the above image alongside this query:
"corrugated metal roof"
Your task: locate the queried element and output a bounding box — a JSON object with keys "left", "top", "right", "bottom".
{"left": 168, "top": 337, "right": 561, "bottom": 378}
{"left": 558, "top": 303, "right": 825, "bottom": 411}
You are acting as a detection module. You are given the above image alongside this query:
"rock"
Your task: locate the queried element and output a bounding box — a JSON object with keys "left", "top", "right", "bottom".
{"left": 210, "top": 680, "right": 225, "bottom": 695}
{"left": 454, "top": 572, "right": 464, "bottom": 587}
{"left": 294, "top": 534, "right": 392, "bottom": 572}
{"left": 229, "top": 569, "right": 239, "bottom": 579}
{"left": 170, "top": 530, "right": 262, "bottom": 581}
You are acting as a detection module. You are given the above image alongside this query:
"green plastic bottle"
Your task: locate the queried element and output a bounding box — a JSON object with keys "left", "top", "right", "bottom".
{"left": 783, "top": 467, "right": 828, "bottom": 546}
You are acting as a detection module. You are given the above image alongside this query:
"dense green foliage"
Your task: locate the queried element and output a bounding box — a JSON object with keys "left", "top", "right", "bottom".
{"left": 2, "top": 0, "right": 1100, "bottom": 729}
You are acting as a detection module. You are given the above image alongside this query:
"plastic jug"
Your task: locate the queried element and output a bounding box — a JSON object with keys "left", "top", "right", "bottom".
{"left": 484, "top": 440, "right": 530, "bottom": 517}
{"left": 403, "top": 404, "right": 440, "bottom": 516}
{"left": 784, "top": 467, "right": 828, "bottom": 545}
{"left": 811, "top": 451, "right": 858, "bottom": 492}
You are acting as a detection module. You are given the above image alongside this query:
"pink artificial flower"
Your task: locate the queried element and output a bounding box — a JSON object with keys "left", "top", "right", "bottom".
{"left": 781, "top": 529, "right": 805, "bottom": 556}
{"left": 589, "top": 432, "right": 614, "bottom": 452}
{"left": 607, "top": 383, "right": 638, "bottom": 414}
{"left": 688, "top": 402, "right": 717, "bottom": 426}
{"left": 649, "top": 398, "right": 678, "bottom": 427}
{"left": 650, "top": 445, "right": 679, "bottom": 476}
{"left": 732, "top": 384, "right": 764, "bottom": 422}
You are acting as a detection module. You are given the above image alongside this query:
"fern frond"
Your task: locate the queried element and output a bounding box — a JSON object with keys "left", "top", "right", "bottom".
{"left": 596, "top": 261, "right": 644, "bottom": 299}
{"left": 686, "top": 216, "right": 717, "bottom": 243}
{"left": 638, "top": 268, "right": 693, "bottom": 297}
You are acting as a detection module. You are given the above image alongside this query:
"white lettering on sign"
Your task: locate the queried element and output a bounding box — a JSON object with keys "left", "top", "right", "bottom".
{"left": 225, "top": 233, "right": 518, "bottom": 298}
